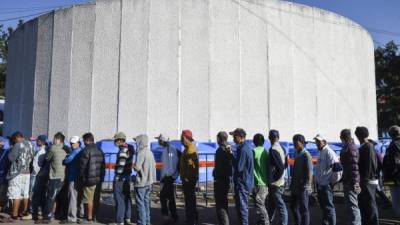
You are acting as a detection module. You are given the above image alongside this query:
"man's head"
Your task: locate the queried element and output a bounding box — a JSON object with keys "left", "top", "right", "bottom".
{"left": 70, "top": 136, "right": 80, "bottom": 149}
{"left": 82, "top": 133, "right": 95, "bottom": 145}
{"left": 53, "top": 132, "right": 65, "bottom": 145}
{"left": 340, "top": 129, "right": 352, "bottom": 144}
{"left": 268, "top": 129, "right": 280, "bottom": 143}
{"left": 155, "top": 134, "right": 168, "bottom": 147}
{"left": 293, "top": 134, "right": 306, "bottom": 151}
{"left": 230, "top": 128, "right": 246, "bottom": 145}
{"left": 354, "top": 126, "right": 369, "bottom": 144}
{"left": 11, "top": 131, "right": 24, "bottom": 145}
{"left": 217, "top": 131, "right": 228, "bottom": 146}
{"left": 181, "top": 130, "right": 194, "bottom": 146}
{"left": 113, "top": 132, "right": 126, "bottom": 147}
{"left": 314, "top": 134, "right": 327, "bottom": 151}
{"left": 389, "top": 125, "right": 400, "bottom": 140}
{"left": 37, "top": 135, "right": 47, "bottom": 147}
{"left": 253, "top": 133, "right": 265, "bottom": 147}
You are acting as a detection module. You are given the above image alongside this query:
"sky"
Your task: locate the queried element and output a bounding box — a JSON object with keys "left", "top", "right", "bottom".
{"left": 1, "top": 0, "right": 399, "bottom": 47}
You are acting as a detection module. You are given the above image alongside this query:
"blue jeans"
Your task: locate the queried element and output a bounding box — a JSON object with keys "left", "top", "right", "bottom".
{"left": 290, "top": 189, "right": 310, "bottom": 225}
{"left": 269, "top": 186, "right": 288, "bottom": 225}
{"left": 390, "top": 186, "right": 400, "bottom": 217}
{"left": 343, "top": 184, "right": 361, "bottom": 225}
{"left": 317, "top": 185, "right": 336, "bottom": 225}
{"left": 234, "top": 185, "right": 250, "bottom": 225}
{"left": 44, "top": 179, "right": 63, "bottom": 219}
{"left": 113, "top": 180, "right": 132, "bottom": 223}
{"left": 358, "top": 183, "right": 378, "bottom": 225}
{"left": 135, "top": 185, "right": 151, "bottom": 225}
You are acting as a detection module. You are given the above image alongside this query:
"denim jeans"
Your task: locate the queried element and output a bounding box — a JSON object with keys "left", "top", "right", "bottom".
{"left": 214, "top": 180, "right": 230, "bottom": 225}
{"left": 31, "top": 176, "right": 48, "bottom": 220}
{"left": 358, "top": 183, "right": 379, "bottom": 225}
{"left": 343, "top": 184, "right": 361, "bottom": 225}
{"left": 252, "top": 186, "right": 269, "bottom": 225}
{"left": 182, "top": 181, "right": 198, "bottom": 225}
{"left": 113, "top": 180, "right": 132, "bottom": 223}
{"left": 269, "top": 186, "right": 288, "bottom": 225}
{"left": 160, "top": 178, "right": 178, "bottom": 219}
{"left": 234, "top": 185, "right": 250, "bottom": 225}
{"left": 44, "top": 179, "right": 63, "bottom": 219}
{"left": 135, "top": 185, "right": 151, "bottom": 225}
{"left": 390, "top": 186, "right": 400, "bottom": 217}
{"left": 290, "top": 189, "right": 310, "bottom": 225}
{"left": 317, "top": 184, "right": 336, "bottom": 225}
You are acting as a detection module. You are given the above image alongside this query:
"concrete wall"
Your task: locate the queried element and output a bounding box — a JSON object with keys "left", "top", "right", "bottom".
{"left": 4, "top": 0, "right": 378, "bottom": 142}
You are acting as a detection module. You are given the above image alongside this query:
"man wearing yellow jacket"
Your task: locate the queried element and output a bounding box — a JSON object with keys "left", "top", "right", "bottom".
{"left": 179, "top": 130, "right": 199, "bottom": 225}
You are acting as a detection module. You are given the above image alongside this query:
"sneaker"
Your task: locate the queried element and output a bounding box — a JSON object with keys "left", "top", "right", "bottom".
{"left": 78, "top": 219, "right": 93, "bottom": 224}
{"left": 124, "top": 219, "right": 132, "bottom": 225}
{"left": 22, "top": 214, "right": 32, "bottom": 220}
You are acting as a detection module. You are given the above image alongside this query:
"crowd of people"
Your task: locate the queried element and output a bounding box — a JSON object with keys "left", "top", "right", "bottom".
{"left": 0, "top": 125, "right": 399, "bottom": 225}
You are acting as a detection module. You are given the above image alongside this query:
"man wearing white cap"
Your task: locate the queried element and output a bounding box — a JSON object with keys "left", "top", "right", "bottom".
{"left": 156, "top": 134, "right": 181, "bottom": 223}
{"left": 314, "top": 134, "right": 339, "bottom": 225}
{"left": 61, "top": 136, "right": 83, "bottom": 224}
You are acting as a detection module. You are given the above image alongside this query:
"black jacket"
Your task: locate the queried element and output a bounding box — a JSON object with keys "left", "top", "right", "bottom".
{"left": 340, "top": 142, "right": 360, "bottom": 185}
{"left": 268, "top": 147, "right": 285, "bottom": 185}
{"left": 358, "top": 141, "right": 379, "bottom": 182}
{"left": 213, "top": 145, "right": 233, "bottom": 182}
{"left": 78, "top": 143, "right": 105, "bottom": 186}
{"left": 383, "top": 139, "right": 400, "bottom": 183}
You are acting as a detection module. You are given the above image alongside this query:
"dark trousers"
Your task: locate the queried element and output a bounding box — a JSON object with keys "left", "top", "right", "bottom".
{"left": 160, "top": 178, "right": 178, "bottom": 219}
{"left": 290, "top": 190, "right": 310, "bottom": 225}
{"left": 317, "top": 185, "right": 336, "bottom": 225}
{"left": 214, "top": 180, "right": 230, "bottom": 225}
{"left": 269, "top": 186, "right": 288, "bottom": 225}
{"left": 31, "top": 176, "right": 48, "bottom": 220}
{"left": 93, "top": 183, "right": 102, "bottom": 220}
{"left": 44, "top": 179, "right": 63, "bottom": 220}
{"left": 113, "top": 180, "right": 132, "bottom": 223}
{"left": 234, "top": 186, "right": 250, "bottom": 225}
{"left": 358, "top": 183, "right": 379, "bottom": 225}
{"left": 182, "top": 181, "right": 198, "bottom": 225}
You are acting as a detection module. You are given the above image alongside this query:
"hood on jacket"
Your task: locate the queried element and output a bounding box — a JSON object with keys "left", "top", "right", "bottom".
{"left": 134, "top": 134, "right": 149, "bottom": 151}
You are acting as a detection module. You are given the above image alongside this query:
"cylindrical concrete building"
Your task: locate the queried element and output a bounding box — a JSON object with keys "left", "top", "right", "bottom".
{"left": 4, "top": 0, "right": 377, "bottom": 142}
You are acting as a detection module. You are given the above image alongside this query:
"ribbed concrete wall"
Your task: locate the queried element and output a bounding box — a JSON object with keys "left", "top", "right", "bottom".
{"left": 4, "top": 0, "right": 377, "bottom": 142}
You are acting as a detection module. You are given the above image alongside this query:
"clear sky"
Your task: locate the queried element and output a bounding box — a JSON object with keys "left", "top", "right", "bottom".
{"left": 1, "top": 0, "right": 399, "bottom": 47}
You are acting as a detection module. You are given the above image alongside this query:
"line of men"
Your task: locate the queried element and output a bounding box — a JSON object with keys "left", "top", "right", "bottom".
{"left": 0, "top": 125, "right": 400, "bottom": 225}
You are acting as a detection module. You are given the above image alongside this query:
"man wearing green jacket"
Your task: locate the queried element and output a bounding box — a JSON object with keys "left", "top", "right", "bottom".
{"left": 252, "top": 133, "right": 270, "bottom": 225}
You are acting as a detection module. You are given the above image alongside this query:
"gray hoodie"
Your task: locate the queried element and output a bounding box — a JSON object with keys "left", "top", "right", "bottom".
{"left": 133, "top": 134, "right": 156, "bottom": 187}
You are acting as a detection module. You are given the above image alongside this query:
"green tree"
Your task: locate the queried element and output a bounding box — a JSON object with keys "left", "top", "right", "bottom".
{"left": 0, "top": 24, "right": 14, "bottom": 98}
{"left": 375, "top": 41, "right": 400, "bottom": 136}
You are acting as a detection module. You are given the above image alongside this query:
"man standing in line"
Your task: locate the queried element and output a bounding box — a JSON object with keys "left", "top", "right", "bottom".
{"left": 133, "top": 134, "right": 156, "bottom": 225}
{"left": 355, "top": 127, "right": 379, "bottom": 225}
{"left": 7, "top": 132, "right": 34, "bottom": 220}
{"left": 61, "top": 136, "right": 83, "bottom": 224}
{"left": 252, "top": 133, "right": 269, "bottom": 225}
{"left": 157, "top": 134, "right": 180, "bottom": 224}
{"left": 78, "top": 133, "right": 105, "bottom": 224}
{"left": 290, "top": 134, "right": 313, "bottom": 225}
{"left": 267, "top": 130, "right": 288, "bottom": 225}
{"left": 213, "top": 131, "right": 233, "bottom": 225}
{"left": 314, "top": 134, "right": 338, "bottom": 225}
{"left": 340, "top": 129, "right": 361, "bottom": 225}
{"left": 179, "top": 130, "right": 199, "bottom": 225}
{"left": 231, "top": 128, "right": 254, "bottom": 225}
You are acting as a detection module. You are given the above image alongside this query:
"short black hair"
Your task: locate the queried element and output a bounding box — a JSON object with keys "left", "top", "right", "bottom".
{"left": 217, "top": 131, "right": 228, "bottom": 142}
{"left": 10, "top": 131, "right": 23, "bottom": 145}
{"left": 340, "top": 129, "right": 352, "bottom": 141}
{"left": 355, "top": 126, "right": 369, "bottom": 140}
{"left": 82, "top": 132, "right": 95, "bottom": 143}
{"left": 253, "top": 133, "right": 265, "bottom": 147}
{"left": 292, "top": 134, "right": 306, "bottom": 145}
{"left": 54, "top": 132, "right": 65, "bottom": 143}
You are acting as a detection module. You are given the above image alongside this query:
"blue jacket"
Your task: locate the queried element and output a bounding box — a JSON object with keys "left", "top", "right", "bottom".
{"left": 63, "top": 147, "right": 82, "bottom": 182}
{"left": 0, "top": 148, "right": 10, "bottom": 185}
{"left": 233, "top": 141, "right": 254, "bottom": 190}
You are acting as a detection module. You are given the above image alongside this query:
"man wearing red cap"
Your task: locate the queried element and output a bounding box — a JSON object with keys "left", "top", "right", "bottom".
{"left": 179, "top": 130, "right": 199, "bottom": 225}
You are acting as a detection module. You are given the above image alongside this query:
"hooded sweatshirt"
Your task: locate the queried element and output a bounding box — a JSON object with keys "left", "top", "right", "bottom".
{"left": 179, "top": 141, "right": 199, "bottom": 183}
{"left": 133, "top": 135, "right": 156, "bottom": 187}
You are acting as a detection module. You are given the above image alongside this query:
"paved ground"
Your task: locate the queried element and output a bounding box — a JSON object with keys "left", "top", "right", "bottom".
{"left": 1, "top": 192, "right": 400, "bottom": 225}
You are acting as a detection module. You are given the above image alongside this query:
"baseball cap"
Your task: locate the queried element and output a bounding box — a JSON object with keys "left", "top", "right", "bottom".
{"left": 155, "top": 134, "right": 168, "bottom": 142}
{"left": 70, "top": 136, "right": 80, "bottom": 144}
{"left": 313, "top": 134, "right": 326, "bottom": 142}
{"left": 229, "top": 128, "right": 246, "bottom": 138}
{"left": 182, "top": 130, "right": 194, "bottom": 141}
{"left": 113, "top": 132, "right": 127, "bottom": 140}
